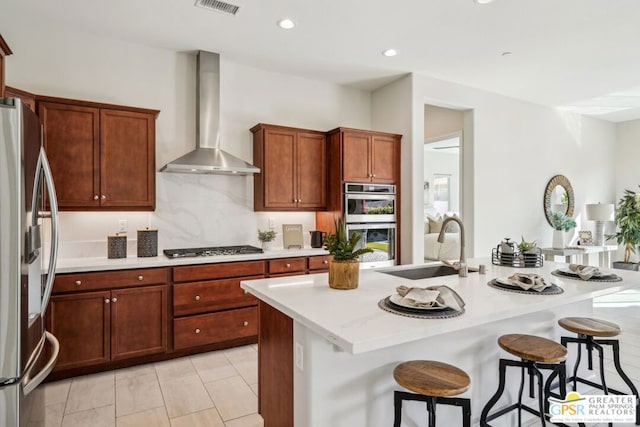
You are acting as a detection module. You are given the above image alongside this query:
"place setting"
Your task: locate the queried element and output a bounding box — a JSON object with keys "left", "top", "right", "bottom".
{"left": 378, "top": 285, "right": 466, "bottom": 319}
{"left": 487, "top": 272, "right": 564, "bottom": 295}
{"left": 551, "top": 263, "right": 622, "bottom": 282}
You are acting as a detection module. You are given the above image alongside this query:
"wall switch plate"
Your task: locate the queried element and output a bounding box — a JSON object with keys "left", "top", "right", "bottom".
{"left": 295, "top": 341, "right": 303, "bottom": 371}
{"left": 118, "top": 219, "right": 128, "bottom": 233}
{"left": 268, "top": 218, "right": 275, "bottom": 229}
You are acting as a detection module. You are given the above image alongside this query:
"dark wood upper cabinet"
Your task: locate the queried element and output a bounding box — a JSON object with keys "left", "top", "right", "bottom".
{"left": 38, "top": 96, "right": 159, "bottom": 211}
{"left": 252, "top": 123, "right": 327, "bottom": 211}
{"left": 0, "top": 34, "right": 12, "bottom": 98}
{"left": 337, "top": 128, "right": 400, "bottom": 184}
{"left": 4, "top": 86, "right": 36, "bottom": 112}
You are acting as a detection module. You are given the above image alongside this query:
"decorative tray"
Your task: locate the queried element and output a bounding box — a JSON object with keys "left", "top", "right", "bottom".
{"left": 487, "top": 278, "right": 564, "bottom": 295}
{"left": 551, "top": 269, "right": 622, "bottom": 282}
{"left": 491, "top": 248, "right": 543, "bottom": 268}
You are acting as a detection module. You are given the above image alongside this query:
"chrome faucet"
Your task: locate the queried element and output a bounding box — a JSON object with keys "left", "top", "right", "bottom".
{"left": 437, "top": 215, "right": 467, "bottom": 277}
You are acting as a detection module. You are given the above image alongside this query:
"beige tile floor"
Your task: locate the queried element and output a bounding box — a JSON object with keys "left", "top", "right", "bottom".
{"left": 35, "top": 291, "right": 640, "bottom": 427}
{"left": 35, "top": 344, "right": 262, "bottom": 427}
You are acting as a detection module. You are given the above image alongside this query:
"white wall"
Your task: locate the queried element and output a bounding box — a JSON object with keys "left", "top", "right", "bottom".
{"left": 374, "top": 73, "right": 617, "bottom": 263}
{"left": 423, "top": 149, "right": 460, "bottom": 215}
{"left": 2, "top": 24, "right": 372, "bottom": 256}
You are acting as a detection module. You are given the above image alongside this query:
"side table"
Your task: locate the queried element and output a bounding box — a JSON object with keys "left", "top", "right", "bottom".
{"left": 540, "top": 246, "right": 618, "bottom": 268}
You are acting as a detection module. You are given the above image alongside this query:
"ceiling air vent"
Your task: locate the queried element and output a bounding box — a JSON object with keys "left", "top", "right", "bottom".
{"left": 195, "top": 0, "right": 240, "bottom": 15}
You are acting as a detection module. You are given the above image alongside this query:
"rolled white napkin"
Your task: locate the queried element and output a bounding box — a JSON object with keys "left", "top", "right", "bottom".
{"left": 507, "top": 273, "right": 551, "bottom": 292}
{"left": 396, "top": 285, "right": 464, "bottom": 310}
{"left": 568, "top": 264, "right": 600, "bottom": 280}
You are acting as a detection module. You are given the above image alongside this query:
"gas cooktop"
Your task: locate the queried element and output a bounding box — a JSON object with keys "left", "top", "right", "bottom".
{"left": 163, "top": 245, "right": 263, "bottom": 258}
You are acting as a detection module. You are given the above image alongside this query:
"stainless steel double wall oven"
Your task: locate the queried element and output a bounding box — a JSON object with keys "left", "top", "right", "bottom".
{"left": 343, "top": 183, "right": 396, "bottom": 268}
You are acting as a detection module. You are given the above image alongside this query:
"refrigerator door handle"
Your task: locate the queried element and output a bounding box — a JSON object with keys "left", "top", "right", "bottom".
{"left": 21, "top": 332, "right": 59, "bottom": 396}
{"left": 37, "top": 148, "right": 59, "bottom": 314}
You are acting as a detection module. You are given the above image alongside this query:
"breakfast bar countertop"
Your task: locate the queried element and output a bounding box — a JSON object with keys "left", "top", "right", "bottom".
{"left": 240, "top": 258, "right": 640, "bottom": 354}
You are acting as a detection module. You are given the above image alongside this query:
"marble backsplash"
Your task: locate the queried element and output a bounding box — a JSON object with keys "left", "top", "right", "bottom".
{"left": 55, "top": 172, "right": 316, "bottom": 258}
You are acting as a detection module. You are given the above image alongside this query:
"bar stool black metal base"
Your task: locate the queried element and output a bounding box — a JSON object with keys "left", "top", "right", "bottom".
{"left": 393, "top": 390, "right": 471, "bottom": 427}
{"left": 560, "top": 334, "right": 640, "bottom": 425}
{"left": 480, "top": 358, "right": 571, "bottom": 427}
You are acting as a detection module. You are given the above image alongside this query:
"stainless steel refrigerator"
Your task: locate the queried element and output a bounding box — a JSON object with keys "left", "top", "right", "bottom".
{"left": 1, "top": 98, "right": 60, "bottom": 426}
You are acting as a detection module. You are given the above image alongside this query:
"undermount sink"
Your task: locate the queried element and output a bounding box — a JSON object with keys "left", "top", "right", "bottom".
{"left": 380, "top": 264, "right": 477, "bottom": 280}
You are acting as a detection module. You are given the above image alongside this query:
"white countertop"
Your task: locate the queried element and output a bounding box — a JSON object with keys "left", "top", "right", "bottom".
{"left": 240, "top": 258, "right": 640, "bottom": 354}
{"left": 54, "top": 248, "right": 329, "bottom": 273}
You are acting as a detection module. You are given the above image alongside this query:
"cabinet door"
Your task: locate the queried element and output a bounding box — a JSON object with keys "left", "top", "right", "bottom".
{"left": 110, "top": 285, "right": 167, "bottom": 361}
{"left": 39, "top": 102, "right": 100, "bottom": 208}
{"left": 296, "top": 132, "right": 326, "bottom": 209}
{"left": 100, "top": 109, "right": 155, "bottom": 209}
{"left": 263, "top": 128, "right": 297, "bottom": 209}
{"left": 342, "top": 132, "right": 371, "bottom": 182}
{"left": 47, "top": 291, "right": 111, "bottom": 370}
{"left": 371, "top": 134, "right": 397, "bottom": 184}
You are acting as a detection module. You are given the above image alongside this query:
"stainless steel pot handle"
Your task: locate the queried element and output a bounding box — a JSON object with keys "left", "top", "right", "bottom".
{"left": 22, "top": 332, "right": 60, "bottom": 395}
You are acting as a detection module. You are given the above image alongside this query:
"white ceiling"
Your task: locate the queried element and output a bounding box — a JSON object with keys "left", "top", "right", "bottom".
{"left": 4, "top": 0, "right": 640, "bottom": 122}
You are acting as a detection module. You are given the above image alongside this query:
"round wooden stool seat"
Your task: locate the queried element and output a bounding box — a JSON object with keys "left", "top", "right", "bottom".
{"left": 498, "top": 334, "right": 567, "bottom": 363}
{"left": 558, "top": 317, "right": 621, "bottom": 337}
{"left": 393, "top": 360, "right": 470, "bottom": 397}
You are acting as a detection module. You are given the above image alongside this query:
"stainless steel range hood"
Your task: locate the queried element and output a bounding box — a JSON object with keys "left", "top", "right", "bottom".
{"left": 161, "top": 51, "right": 259, "bottom": 175}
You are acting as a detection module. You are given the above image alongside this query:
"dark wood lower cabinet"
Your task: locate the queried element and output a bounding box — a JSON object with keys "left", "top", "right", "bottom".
{"left": 258, "top": 301, "right": 293, "bottom": 427}
{"left": 48, "top": 284, "right": 168, "bottom": 372}
{"left": 48, "top": 291, "right": 111, "bottom": 371}
{"left": 111, "top": 285, "right": 167, "bottom": 361}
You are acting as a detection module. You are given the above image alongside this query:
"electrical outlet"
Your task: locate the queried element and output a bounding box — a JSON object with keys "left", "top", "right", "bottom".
{"left": 268, "top": 218, "right": 275, "bottom": 229}
{"left": 118, "top": 219, "right": 128, "bottom": 233}
{"left": 295, "top": 341, "right": 303, "bottom": 371}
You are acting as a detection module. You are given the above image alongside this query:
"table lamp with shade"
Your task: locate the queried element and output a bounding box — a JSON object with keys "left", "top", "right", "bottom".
{"left": 585, "top": 203, "right": 615, "bottom": 246}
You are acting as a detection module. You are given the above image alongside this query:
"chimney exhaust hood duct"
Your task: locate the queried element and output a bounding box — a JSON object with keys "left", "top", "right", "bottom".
{"left": 161, "top": 51, "right": 260, "bottom": 175}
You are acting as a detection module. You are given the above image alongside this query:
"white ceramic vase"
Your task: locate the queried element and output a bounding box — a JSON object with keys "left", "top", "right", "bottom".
{"left": 261, "top": 241, "right": 273, "bottom": 251}
{"left": 552, "top": 229, "right": 565, "bottom": 249}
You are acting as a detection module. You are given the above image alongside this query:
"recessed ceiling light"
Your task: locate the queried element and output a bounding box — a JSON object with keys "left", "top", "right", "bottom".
{"left": 474, "top": 0, "right": 495, "bottom": 3}
{"left": 382, "top": 49, "right": 397, "bottom": 57}
{"left": 277, "top": 18, "right": 296, "bottom": 30}
{"left": 501, "top": 51, "right": 512, "bottom": 56}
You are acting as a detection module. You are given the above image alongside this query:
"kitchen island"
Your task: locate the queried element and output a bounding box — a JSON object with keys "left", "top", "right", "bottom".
{"left": 240, "top": 258, "right": 640, "bottom": 426}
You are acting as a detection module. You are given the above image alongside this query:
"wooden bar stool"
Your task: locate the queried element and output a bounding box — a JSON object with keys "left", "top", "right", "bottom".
{"left": 393, "top": 360, "right": 471, "bottom": 427}
{"left": 480, "top": 334, "right": 568, "bottom": 427}
{"left": 556, "top": 317, "right": 640, "bottom": 425}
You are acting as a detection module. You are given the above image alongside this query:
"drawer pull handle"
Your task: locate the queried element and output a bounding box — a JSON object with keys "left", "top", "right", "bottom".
{"left": 93, "top": 195, "right": 99, "bottom": 200}
{"left": 195, "top": 328, "right": 201, "bottom": 334}
{"left": 286, "top": 263, "right": 291, "bottom": 268}
{"left": 75, "top": 280, "right": 82, "bottom": 286}
{"left": 243, "top": 321, "right": 249, "bottom": 326}
{"left": 105, "top": 299, "right": 110, "bottom": 304}
{"left": 138, "top": 275, "right": 144, "bottom": 281}
{"left": 323, "top": 260, "right": 328, "bottom": 264}
{"left": 195, "top": 295, "right": 201, "bottom": 301}
{"left": 111, "top": 297, "right": 117, "bottom": 303}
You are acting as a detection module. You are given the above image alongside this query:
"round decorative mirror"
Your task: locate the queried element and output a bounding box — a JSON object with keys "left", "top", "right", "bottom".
{"left": 543, "top": 175, "right": 574, "bottom": 226}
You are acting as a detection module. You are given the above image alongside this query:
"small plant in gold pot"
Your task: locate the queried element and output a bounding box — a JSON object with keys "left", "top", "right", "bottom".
{"left": 323, "top": 219, "right": 373, "bottom": 289}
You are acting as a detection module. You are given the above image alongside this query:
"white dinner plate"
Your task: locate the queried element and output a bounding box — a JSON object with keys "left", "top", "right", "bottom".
{"left": 388, "top": 294, "right": 448, "bottom": 311}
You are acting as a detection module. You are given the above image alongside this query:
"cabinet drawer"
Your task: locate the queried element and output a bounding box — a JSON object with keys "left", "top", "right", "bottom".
{"left": 173, "top": 307, "right": 257, "bottom": 350}
{"left": 308, "top": 255, "right": 331, "bottom": 271}
{"left": 173, "top": 276, "right": 259, "bottom": 317}
{"left": 268, "top": 258, "right": 306, "bottom": 275}
{"left": 54, "top": 268, "right": 168, "bottom": 293}
{"left": 173, "top": 261, "right": 265, "bottom": 283}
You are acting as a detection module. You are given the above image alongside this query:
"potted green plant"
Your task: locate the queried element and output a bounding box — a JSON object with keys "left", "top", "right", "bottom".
{"left": 517, "top": 236, "right": 540, "bottom": 267}
{"left": 607, "top": 188, "right": 640, "bottom": 271}
{"left": 549, "top": 211, "right": 577, "bottom": 249}
{"left": 257, "top": 229, "right": 277, "bottom": 251}
{"left": 323, "top": 218, "right": 373, "bottom": 289}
